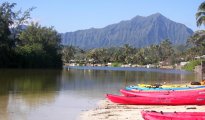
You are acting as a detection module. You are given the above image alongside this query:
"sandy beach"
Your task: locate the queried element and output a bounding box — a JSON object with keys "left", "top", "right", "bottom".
{"left": 80, "top": 99, "right": 205, "bottom": 120}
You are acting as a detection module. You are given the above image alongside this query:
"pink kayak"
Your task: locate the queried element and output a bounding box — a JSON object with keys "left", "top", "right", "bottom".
{"left": 141, "top": 110, "right": 205, "bottom": 120}
{"left": 106, "top": 94, "right": 205, "bottom": 105}
{"left": 120, "top": 89, "right": 205, "bottom": 97}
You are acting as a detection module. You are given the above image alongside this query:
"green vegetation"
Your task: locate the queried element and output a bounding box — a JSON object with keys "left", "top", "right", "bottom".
{"left": 196, "top": 1, "right": 205, "bottom": 27}
{"left": 179, "top": 1, "right": 205, "bottom": 71}
{"left": 112, "top": 62, "right": 122, "bottom": 67}
{"left": 0, "top": 2, "right": 62, "bottom": 68}
{"left": 1, "top": 1, "right": 205, "bottom": 70}
{"left": 62, "top": 40, "right": 178, "bottom": 66}
{"left": 182, "top": 60, "right": 201, "bottom": 71}
{"left": 61, "top": 1, "right": 205, "bottom": 70}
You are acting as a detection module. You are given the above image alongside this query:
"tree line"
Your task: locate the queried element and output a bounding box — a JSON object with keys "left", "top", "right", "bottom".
{"left": 62, "top": 40, "right": 175, "bottom": 66}
{"left": 62, "top": 32, "right": 205, "bottom": 67}
{"left": 62, "top": 1, "right": 205, "bottom": 67}
{"left": 0, "top": 2, "right": 62, "bottom": 68}
{"left": 1, "top": 1, "right": 205, "bottom": 68}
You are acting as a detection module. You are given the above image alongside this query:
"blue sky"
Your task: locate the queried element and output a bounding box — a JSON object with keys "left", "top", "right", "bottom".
{"left": 1, "top": 0, "right": 204, "bottom": 33}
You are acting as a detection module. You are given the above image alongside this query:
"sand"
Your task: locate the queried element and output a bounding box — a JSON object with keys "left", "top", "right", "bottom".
{"left": 80, "top": 99, "right": 205, "bottom": 120}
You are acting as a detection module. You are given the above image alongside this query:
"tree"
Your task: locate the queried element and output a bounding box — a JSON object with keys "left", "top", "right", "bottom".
{"left": 98, "top": 48, "right": 110, "bottom": 64}
{"left": 133, "top": 48, "right": 145, "bottom": 65}
{"left": 62, "top": 45, "right": 76, "bottom": 63}
{"left": 0, "top": 2, "right": 62, "bottom": 68}
{"left": 183, "top": 1, "right": 205, "bottom": 60}
{"left": 73, "top": 48, "right": 86, "bottom": 63}
{"left": 16, "top": 22, "right": 62, "bottom": 68}
{"left": 159, "top": 39, "right": 174, "bottom": 61}
{"left": 122, "top": 44, "right": 135, "bottom": 64}
{"left": 188, "top": 30, "right": 205, "bottom": 47}
{"left": 0, "top": 2, "right": 33, "bottom": 67}
{"left": 187, "top": 30, "right": 205, "bottom": 55}
{"left": 112, "top": 48, "right": 125, "bottom": 63}
{"left": 86, "top": 49, "right": 99, "bottom": 64}
{"left": 144, "top": 45, "right": 160, "bottom": 64}
{"left": 196, "top": 1, "right": 205, "bottom": 27}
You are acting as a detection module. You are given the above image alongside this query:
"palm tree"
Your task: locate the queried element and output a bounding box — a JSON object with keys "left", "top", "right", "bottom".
{"left": 188, "top": 30, "right": 205, "bottom": 47}
{"left": 196, "top": 1, "right": 205, "bottom": 27}
{"left": 159, "top": 39, "right": 174, "bottom": 61}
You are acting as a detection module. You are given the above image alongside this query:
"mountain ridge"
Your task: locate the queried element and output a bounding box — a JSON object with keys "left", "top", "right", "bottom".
{"left": 61, "top": 13, "right": 193, "bottom": 49}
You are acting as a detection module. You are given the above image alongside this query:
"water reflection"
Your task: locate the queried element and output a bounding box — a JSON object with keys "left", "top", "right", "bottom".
{"left": 0, "top": 95, "right": 9, "bottom": 120}
{"left": 0, "top": 67, "right": 197, "bottom": 120}
{"left": 0, "top": 69, "right": 61, "bottom": 120}
{"left": 61, "top": 68, "right": 196, "bottom": 98}
{"left": 0, "top": 69, "right": 61, "bottom": 95}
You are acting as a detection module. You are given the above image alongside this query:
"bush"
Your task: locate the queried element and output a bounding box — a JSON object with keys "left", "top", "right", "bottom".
{"left": 182, "top": 60, "right": 201, "bottom": 71}
{"left": 112, "top": 62, "right": 122, "bottom": 67}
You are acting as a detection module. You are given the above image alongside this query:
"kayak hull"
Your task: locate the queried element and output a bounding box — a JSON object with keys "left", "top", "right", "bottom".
{"left": 106, "top": 94, "right": 205, "bottom": 105}
{"left": 126, "top": 85, "right": 205, "bottom": 91}
{"left": 138, "top": 84, "right": 204, "bottom": 88}
{"left": 141, "top": 110, "right": 205, "bottom": 120}
{"left": 120, "top": 89, "right": 205, "bottom": 97}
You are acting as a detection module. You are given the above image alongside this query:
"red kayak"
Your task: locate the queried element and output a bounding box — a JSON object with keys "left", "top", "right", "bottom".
{"left": 106, "top": 94, "right": 205, "bottom": 105}
{"left": 120, "top": 89, "right": 205, "bottom": 97}
{"left": 141, "top": 110, "right": 205, "bottom": 120}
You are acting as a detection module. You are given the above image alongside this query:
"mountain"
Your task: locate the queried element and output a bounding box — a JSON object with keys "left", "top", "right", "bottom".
{"left": 61, "top": 13, "right": 193, "bottom": 49}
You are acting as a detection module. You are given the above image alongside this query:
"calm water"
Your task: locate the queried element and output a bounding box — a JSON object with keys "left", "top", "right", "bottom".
{"left": 0, "top": 67, "right": 197, "bottom": 120}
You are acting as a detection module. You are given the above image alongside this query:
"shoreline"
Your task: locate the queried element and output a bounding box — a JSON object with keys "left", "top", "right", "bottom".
{"left": 64, "top": 63, "right": 177, "bottom": 70}
{"left": 80, "top": 99, "right": 205, "bottom": 120}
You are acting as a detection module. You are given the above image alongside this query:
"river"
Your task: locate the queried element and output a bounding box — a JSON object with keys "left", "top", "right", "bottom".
{"left": 0, "top": 67, "right": 197, "bottom": 120}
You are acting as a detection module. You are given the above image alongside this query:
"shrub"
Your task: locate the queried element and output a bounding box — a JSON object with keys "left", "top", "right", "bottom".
{"left": 112, "top": 62, "right": 122, "bottom": 67}
{"left": 182, "top": 60, "right": 201, "bottom": 71}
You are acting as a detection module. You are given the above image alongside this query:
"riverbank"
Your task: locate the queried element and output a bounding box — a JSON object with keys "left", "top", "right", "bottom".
{"left": 65, "top": 63, "right": 177, "bottom": 70}
{"left": 80, "top": 99, "right": 205, "bottom": 120}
